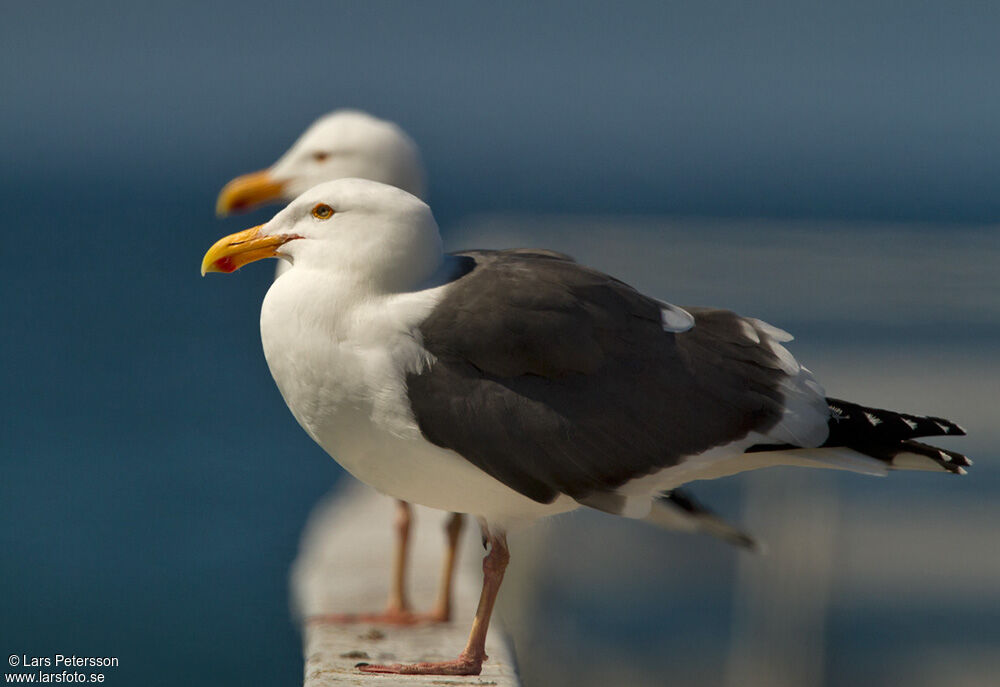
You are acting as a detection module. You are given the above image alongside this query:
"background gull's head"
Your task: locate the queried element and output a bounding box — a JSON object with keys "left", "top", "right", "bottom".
{"left": 216, "top": 110, "right": 426, "bottom": 217}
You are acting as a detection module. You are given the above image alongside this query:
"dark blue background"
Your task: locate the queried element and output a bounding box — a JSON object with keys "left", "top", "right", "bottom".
{"left": 2, "top": 2, "right": 997, "bottom": 685}
{"left": 5, "top": 1, "right": 1000, "bottom": 223}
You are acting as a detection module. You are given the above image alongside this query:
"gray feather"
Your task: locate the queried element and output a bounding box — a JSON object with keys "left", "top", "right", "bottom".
{"left": 407, "top": 250, "right": 800, "bottom": 504}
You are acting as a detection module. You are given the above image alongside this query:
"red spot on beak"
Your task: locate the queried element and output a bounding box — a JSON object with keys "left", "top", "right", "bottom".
{"left": 215, "top": 256, "right": 236, "bottom": 273}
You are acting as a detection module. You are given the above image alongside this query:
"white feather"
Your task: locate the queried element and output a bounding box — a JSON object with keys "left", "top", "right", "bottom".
{"left": 658, "top": 301, "right": 695, "bottom": 332}
{"left": 735, "top": 318, "right": 761, "bottom": 344}
{"left": 747, "top": 317, "right": 794, "bottom": 342}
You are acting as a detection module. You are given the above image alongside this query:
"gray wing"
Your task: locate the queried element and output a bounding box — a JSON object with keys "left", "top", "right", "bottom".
{"left": 407, "top": 249, "right": 794, "bottom": 505}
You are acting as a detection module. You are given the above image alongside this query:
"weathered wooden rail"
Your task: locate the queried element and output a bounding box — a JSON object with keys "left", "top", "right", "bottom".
{"left": 291, "top": 481, "right": 521, "bottom": 686}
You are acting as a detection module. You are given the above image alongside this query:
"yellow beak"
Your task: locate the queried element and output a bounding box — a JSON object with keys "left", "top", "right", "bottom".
{"left": 215, "top": 169, "right": 287, "bottom": 216}
{"left": 201, "top": 225, "right": 298, "bottom": 276}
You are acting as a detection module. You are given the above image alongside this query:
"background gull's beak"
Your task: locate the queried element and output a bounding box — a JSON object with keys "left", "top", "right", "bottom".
{"left": 215, "top": 170, "right": 286, "bottom": 217}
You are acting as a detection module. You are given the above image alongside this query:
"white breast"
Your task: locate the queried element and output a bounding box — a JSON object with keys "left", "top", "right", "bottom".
{"left": 259, "top": 267, "right": 576, "bottom": 526}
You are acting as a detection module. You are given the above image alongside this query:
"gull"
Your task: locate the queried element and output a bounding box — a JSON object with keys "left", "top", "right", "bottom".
{"left": 201, "top": 179, "right": 970, "bottom": 675}
{"left": 215, "top": 109, "right": 458, "bottom": 625}
{"left": 214, "top": 110, "right": 757, "bottom": 622}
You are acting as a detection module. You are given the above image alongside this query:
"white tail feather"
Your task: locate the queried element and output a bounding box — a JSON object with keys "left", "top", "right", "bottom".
{"left": 889, "top": 451, "right": 959, "bottom": 472}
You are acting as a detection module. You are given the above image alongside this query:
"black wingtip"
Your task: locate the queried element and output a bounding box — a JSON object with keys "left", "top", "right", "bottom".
{"left": 892, "top": 440, "right": 973, "bottom": 475}
{"left": 924, "top": 415, "right": 967, "bottom": 437}
{"left": 825, "top": 398, "right": 968, "bottom": 443}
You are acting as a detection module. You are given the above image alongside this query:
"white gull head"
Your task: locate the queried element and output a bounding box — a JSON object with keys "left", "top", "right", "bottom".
{"left": 264, "top": 178, "right": 443, "bottom": 294}
{"left": 216, "top": 109, "right": 427, "bottom": 217}
{"left": 270, "top": 110, "right": 426, "bottom": 199}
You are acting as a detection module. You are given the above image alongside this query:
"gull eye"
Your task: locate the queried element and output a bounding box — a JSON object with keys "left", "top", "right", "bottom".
{"left": 312, "top": 151, "right": 329, "bottom": 162}
{"left": 311, "top": 203, "right": 334, "bottom": 220}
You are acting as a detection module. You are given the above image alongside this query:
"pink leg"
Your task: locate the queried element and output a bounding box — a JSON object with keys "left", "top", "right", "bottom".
{"left": 384, "top": 499, "right": 414, "bottom": 618}
{"left": 358, "top": 523, "right": 509, "bottom": 676}
{"left": 425, "top": 512, "right": 465, "bottom": 623}
{"left": 308, "top": 500, "right": 421, "bottom": 626}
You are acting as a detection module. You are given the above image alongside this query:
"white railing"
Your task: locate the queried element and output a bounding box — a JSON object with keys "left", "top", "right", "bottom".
{"left": 292, "top": 481, "right": 521, "bottom": 686}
